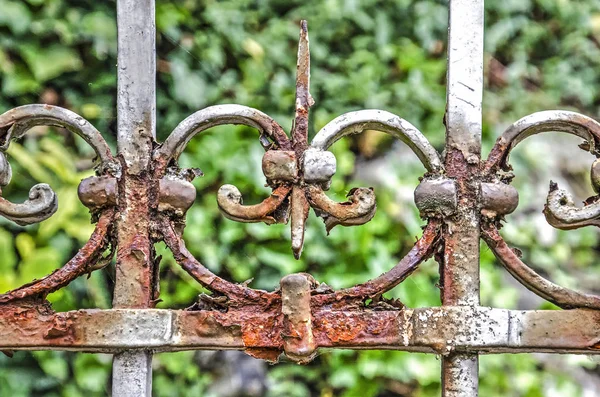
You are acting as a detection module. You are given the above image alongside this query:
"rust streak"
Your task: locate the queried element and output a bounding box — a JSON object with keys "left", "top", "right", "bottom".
{"left": 0, "top": 209, "right": 116, "bottom": 304}
{"left": 159, "top": 216, "right": 279, "bottom": 307}
{"left": 291, "top": 20, "right": 312, "bottom": 156}
{"left": 481, "top": 222, "right": 600, "bottom": 310}
{"left": 313, "top": 219, "right": 441, "bottom": 306}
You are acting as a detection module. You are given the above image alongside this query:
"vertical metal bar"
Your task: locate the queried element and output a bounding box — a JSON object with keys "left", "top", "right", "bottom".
{"left": 442, "top": 0, "right": 484, "bottom": 396}
{"left": 112, "top": 0, "right": 157, "bottom": 395}
{"left": 112, "top": 351, "right": 153, "bottom": 396}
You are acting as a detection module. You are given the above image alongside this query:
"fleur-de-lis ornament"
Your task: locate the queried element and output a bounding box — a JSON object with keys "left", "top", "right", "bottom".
{"left": 215, "top": 21, "right": 377, "bottom": 258}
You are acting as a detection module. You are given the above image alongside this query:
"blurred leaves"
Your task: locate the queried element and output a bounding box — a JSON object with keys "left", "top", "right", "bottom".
{"left": 0, "top": 0, "right": 599, "bottom": 396}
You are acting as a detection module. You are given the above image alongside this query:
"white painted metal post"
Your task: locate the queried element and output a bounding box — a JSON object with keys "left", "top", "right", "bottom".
{"left": 442, "top": 0, "right": 484, "bottom": 395}
{"left": 112, "top": 0, "right": 157, "bottom": 395}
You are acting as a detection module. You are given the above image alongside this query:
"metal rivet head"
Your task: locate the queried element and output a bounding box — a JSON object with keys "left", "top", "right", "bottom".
{"left": 262, "top": 150, "right": 298, "bottom": 184}
{"left": 414, "top": 178, "right": 458, "bottom": 217}
{"left": 302, "top": 148, "right": 336, "bottom": 185}
{"left": 480, "top": 182, "right": 519, "bottom": 217}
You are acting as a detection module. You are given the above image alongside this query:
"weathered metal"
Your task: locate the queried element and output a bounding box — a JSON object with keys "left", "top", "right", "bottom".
{"left": 482, "top": 223, "right": 600, "bottom": 310}
{"left": 2, "top": 307, "right": 600, "bottom": 355}
{"left": 280, "top": 273, "right": 317, "bottom": 363}
{"left": 112, "top": 0, "right": 156, "bottom": 394}
{"left": 0, "top": 209, "right": 115, "bottom": 304}
{"left": 1, "top": 1, "right": 600, "bottom": 396}
{"left": 0, "top": 104, "right": 119, "bottom": 225}
{"left": 414, "top": 178, "right": 458, "bottom": 217}
{"left": 441, "top": 0, "right": 484, "bottom": 395}
{"left": 78, "top": 176, "right": 196, "bottom": 216}
{"left": 480, "top": 182, "right": 519, "bottom": 218}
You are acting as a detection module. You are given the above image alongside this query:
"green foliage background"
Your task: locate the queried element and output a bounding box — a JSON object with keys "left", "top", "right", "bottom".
{"left": 1, "top": 0, "right": 600, "bottom": 396}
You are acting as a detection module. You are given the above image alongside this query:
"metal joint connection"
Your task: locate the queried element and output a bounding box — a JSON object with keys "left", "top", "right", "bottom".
{"left": 2, "top": 2, "right": 600, "bottom": 397}
{"left": 414, "top": 178, "right": 458, "bottom": 218}
{"left": 280, "top": 273, "right": 317, "bottom": 363}
{"left": 78, "top": 176, "right": 196, "bottom": 217}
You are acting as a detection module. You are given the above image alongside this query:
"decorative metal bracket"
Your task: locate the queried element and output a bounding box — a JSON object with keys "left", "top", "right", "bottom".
{"left": 2, "top": 3, "right": 600, "bottom": 396}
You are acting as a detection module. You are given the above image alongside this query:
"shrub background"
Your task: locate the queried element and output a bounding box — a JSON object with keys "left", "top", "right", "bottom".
{"left": 1, "top": 0, "right": 600, "bottom": 396}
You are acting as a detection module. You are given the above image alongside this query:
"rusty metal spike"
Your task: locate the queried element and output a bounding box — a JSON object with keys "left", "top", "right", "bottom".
{"left": 289, "top": 21, "right": 313, "bottom": 259}
{"left": 291, "top": 19, "right": 313, "bottom": 154}
{"left": 290, "top": 186, "right": 310, "bottom": 259}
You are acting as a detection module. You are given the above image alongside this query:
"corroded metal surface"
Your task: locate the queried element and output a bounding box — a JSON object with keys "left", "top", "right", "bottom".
{"left": 480, "top": 182, "right": 519, "bottom": 218}
{"left": 482, "top": 109, "right": 600, "bottom": 310}
{"left": 0, "top": 105, "right": 118, "bottom": 225}
{"left": 482, "top": 223, "right": 600, "bottom": 310}
{"left": 442, "top": 0, "right": 484, "bottom": 394}
{"left": 414, "top": 178, "right": 458, "bottom": 217}
{"left": 2, "top": 2, "right": 600, "bottom": 396}
{"left": 280, "top": 274, "right": 316, "bottom": 363}
{"left": 113, "top": 0, "right": 157, "bottom": 394}
{"left": 0, "top": 209, "right": 116, "bottom": 304}
{"left": 2, "top": 307, "right": 600, "bottom": 356}
{"left": 151, "top": 22, "right": 445, "bottom": 259}
{"left": 78, "top": 176, "right": 196, "bottom": 216}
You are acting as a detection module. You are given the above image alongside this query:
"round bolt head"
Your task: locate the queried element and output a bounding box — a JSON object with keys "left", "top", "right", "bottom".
{"left": 262, "top": 150, "right": 298, "bottom": 183}
{"left": 303, "top": 148, "right": 336, "bottom": 184}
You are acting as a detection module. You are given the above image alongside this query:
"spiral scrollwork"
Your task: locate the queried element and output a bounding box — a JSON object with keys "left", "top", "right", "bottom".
{"left": 0, "top": 104, "right": 119, "bottom": 225}
{"left": 150, "top": 22, "right": 446, "bottom": 335}
{"left": 482, "top": 110, "right": 600, "bottom": 309}
{"left": 156, "top": 21, "right": 444, "bottom": 260}
{"left": 0, "top": 105, "right": 119, "bottom": 304}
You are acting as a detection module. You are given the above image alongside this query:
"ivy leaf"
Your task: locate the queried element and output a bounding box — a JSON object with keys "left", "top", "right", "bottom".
{"left": 21, "top": 45, "right": 83, "bottom": 82}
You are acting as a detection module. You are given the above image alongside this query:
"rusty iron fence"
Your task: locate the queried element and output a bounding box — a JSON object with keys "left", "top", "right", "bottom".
{"left": 1, "top": 0, "right": 600, "bottom": 395}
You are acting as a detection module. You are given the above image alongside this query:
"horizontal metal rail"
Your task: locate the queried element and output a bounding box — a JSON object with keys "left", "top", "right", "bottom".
{"left": 1, "top": 307, "right": 599, "bottom": 355}
{"left": 2, "top": 0, "right": 600, "bottom": 395}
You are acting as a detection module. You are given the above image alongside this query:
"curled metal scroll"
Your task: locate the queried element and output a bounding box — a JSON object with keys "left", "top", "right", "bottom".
{"left": 483, "top": 110, "right": 600, "bottom": 309}
{"left": 312, "top": 218, "right": 442, "bottom": 307}
{"left": 544, "top": 181, "right": 600, "bottom": 229}
{"left": 158, "top": 215, "right": 277, "bottom": 307}
{"left": 311, "top": 109, "right": 443, "bottom": 173}
{"left": 217, "top": 184, "right": 292, "bottom": 224}
{"left": 482, "top": 223, "right": 600, "bottom": 310}
{"left": 0, "top": 104, "right": 118, "bottom": 225}
{"left": 307, "top": 185, "right": 376, "bottom": 233}
{"left": 485, "top": 110, "right": 600, "bottom": 175}
{"left": 155, "top": 104, "right": 292, "bottom": 164}
{"left": 154, "top": 104, "right": 294, "bottom": 227}
{"left": 306, "top": 109, "right": 443, "bottom": 239}
{"left": 155, "top": 20, "right": 445, "bottom": 312}
{"left": 0, "top": 208, "right": 116, "bottom": 304}
{"left": 0, "top": 105, "right": 116, "bottom": 167}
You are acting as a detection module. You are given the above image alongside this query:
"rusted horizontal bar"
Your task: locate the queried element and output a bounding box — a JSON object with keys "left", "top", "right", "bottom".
{"left": 1, "top": 306, "right": 599, "bottom": 356}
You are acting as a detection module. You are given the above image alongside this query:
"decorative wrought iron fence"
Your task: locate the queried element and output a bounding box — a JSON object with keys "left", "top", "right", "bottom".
{"left": 1, "top": 0, "right": 600, "bottom": 395}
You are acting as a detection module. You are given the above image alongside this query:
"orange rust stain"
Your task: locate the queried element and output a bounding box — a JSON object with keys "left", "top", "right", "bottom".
{"left": 317, "top": 312, "right": 364, "bottom": 343}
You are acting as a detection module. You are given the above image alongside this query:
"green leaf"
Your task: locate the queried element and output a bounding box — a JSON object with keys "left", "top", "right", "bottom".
{"left": 0, "top": 0, "right": 32, "bottom": 34}
{"left": 21, "top": 45, "right": 83, "bottom": 82}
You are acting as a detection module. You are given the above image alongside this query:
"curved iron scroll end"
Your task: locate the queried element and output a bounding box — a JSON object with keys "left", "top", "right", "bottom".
{"left": 0, "top": 184, "right": 58, "bottom": 226}
{"left": 217, "top": 184, "right": 291, "bottom": 225}
{"left": 481, "top": 222, "right": 600, "bottom": 310}
{"left": 0, "top": 105, "right": 117, "bottom": 226}
{"left": 310, "top": 109, "right": 444, "bottom": 174}
{"left": 485, "top": 110, "right": 600, "bottom": 176}
{"left": 543, "top": 181, "right": 600, "bottom": 230}
{"left": 0, "top": 152, "right": 58, "bottom": 226}
{"left": 307, "top": 185, "right": 376, "bottom": 233}
{"left": 0, "top": 104, "right": 116, "bottom": 170}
